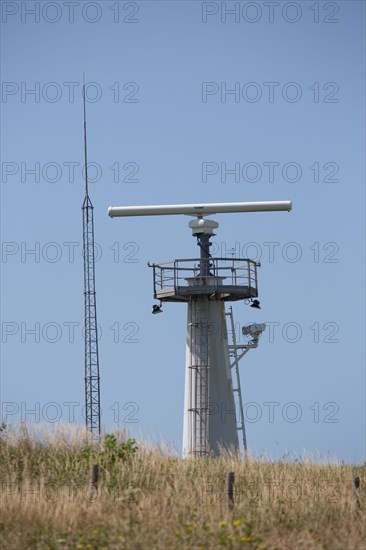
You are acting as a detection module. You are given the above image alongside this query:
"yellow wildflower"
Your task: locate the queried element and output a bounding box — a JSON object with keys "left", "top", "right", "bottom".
{"left": 232, "top": 519, "right": 243, "bottom": 527}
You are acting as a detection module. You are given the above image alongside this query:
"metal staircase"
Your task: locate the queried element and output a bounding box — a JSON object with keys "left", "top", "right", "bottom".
{"left": 187, "top": 297, "right": 210, "bottom": 457}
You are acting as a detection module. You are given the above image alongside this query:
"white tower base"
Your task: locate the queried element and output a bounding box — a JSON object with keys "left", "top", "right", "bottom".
{"left": 183, "top": 295, "right": 239, "bottom": 457}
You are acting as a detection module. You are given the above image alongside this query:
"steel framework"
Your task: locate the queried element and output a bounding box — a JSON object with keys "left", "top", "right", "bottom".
{"left": 226, "top": 307, "right": 266, "bottom": 454}
{"left": 82, "top": 85, "right": 101, "bottom": 441}
{"left": 226, "top": 306, "right": 250, "bottom": 452}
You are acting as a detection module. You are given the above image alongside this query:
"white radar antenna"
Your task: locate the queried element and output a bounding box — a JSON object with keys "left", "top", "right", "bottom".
{"left": 108, "top": 200, "right": 292, "bottom": 457}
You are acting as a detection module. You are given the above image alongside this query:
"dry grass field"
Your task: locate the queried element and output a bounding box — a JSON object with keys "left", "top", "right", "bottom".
{"left": 0, "top": 424, "right": 364, "bottom": 550}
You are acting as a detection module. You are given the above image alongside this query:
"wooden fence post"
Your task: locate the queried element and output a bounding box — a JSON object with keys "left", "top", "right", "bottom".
{"left": 88, "top": 464, "right": 99, "bottom": 499}
{"left": 227, "top": 472, "right": 235, "bottom": 511}
{"left": 353, "top": 476, "right": 360, "bottom": 509}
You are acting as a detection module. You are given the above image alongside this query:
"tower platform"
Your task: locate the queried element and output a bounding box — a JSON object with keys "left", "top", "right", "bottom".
{"left": 151, "top": 257, "right": 258, "bottom": 303}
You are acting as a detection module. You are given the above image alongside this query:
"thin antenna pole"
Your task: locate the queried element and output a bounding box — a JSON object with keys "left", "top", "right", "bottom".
{"left": 83, "top": 75, "right": 89, "bottom": 199}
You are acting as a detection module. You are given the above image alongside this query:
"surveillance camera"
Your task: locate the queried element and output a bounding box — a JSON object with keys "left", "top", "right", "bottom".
{"left": 242, "top": 323, "right": 266, "bottom": 338}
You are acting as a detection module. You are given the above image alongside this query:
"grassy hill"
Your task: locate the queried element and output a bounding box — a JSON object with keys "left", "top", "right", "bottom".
{"left": 0, "top": 425, "right": 364, "bottom": 550}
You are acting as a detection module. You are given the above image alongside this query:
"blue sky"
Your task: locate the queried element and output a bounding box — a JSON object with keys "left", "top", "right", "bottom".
{"left": 1, "top": 1, "right": 365, "bottom": 463}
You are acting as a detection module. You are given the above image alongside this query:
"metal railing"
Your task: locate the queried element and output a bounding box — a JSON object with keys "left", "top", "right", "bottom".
{"left": 152, "top": 257, "right": 258, "bottom": 296}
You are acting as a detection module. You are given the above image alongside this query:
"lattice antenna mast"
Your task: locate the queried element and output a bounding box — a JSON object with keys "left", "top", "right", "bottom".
{"left": 82, "top": 81, "right": 101, "bottom": 442}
